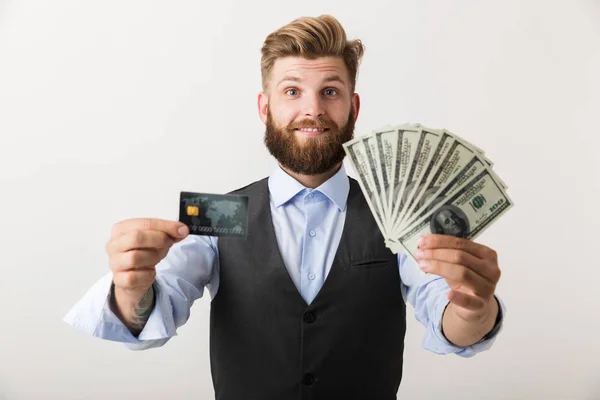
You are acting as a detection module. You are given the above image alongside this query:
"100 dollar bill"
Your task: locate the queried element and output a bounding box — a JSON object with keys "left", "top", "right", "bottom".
{"left": 343, "top": 137, "right": 389, "bottom": 235}
{"left": 400, "top": 152, "right": 489, "bottom": 232}
{"left": 397, "top": 168, "right": 513, "bottom": 261}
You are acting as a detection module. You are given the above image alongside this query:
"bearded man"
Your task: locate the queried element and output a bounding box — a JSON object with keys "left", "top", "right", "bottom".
{"left": 65, "top": 14, "right": 505, "bottom": 400}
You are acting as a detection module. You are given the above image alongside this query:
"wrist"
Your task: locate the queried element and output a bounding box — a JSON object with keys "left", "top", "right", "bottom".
{"left": 476, "top": 296, "right": 499, "bottom": 324}
{"left": 453, "top": 295, "right": 498, "bottom": 325}
{"left": 441, "top": 295, "right": 501, "bottom": 347}
{"left": 110, "top": 283, "right": 155, "bottom": 332}
{"left": 480, "top": 295, "right": 503, "bottom": 340}
{"left": 113, "top": 284, "right": 151, "bottom": 303}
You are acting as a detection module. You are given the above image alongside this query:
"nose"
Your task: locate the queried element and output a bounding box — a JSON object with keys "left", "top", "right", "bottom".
{"left": 303, "top": 92, "right": 325, "bottom": 118}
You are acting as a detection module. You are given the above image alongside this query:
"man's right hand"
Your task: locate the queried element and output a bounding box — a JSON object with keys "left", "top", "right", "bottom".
{"left": 104, "top": 218, "right": 189, "bottom": 335}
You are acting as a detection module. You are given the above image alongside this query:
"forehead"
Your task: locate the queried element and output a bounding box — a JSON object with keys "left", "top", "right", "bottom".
{"left": 270, "top": 56, "right": 350, "bottom": 86}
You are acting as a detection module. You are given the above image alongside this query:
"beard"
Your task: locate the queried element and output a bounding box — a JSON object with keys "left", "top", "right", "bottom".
{"left": 264, "top": 108, "right": 355, "bottom": 175}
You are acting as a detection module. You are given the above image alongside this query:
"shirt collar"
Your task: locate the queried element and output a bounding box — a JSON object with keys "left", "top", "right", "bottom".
{"left": 268, "top": 164, "right": 350, "bottom": 211}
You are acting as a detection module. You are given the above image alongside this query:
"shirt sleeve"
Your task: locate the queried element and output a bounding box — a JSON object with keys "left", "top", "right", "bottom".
{"left": 397, "top": 251, "right": 506, "bottom": 358}
{"left": 63, "top": 234, "right": 220, "bottom": 351}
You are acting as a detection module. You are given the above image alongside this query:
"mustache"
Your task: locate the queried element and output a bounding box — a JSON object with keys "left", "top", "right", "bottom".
{"left": 288, "top": 118, "right": 338, "bottom": 131}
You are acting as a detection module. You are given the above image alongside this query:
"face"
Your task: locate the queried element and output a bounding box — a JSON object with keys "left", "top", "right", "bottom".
{"left": 258, "top": 56, "right": 360, "bottom": 175}
{"left": 435, "top": 209, "right": 464, "bottom": 236}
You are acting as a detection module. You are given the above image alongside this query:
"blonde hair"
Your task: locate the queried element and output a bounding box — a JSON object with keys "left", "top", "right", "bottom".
{"left": 260, "top": 15, "right": 365, "bottom": 93}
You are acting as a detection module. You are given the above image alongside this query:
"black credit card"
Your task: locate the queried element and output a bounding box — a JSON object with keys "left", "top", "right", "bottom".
{"left": 179, "top": 191, "right": 249, "bottom": 238}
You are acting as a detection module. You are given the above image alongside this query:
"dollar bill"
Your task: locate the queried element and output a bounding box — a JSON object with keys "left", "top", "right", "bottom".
{"left": 398, "top": 153, "right": 489, "bottom": 236}
{"left": 444, "top": 128, "right": 485, "bottom": 156}
{"left": 343, "top": 137, "right": 389, "bottom": 235}
{"left": 392, "top": 126, "right": 443, "bottom": 235}
{"left": 387, "top": 125, "right": 421, "bottom": 234}
{"left": 445, "top": 128, "right": 508, "bottom": 190}
{"left": 399, "top": 135, "right": 479, "bottom": 229}
{"left": 364, "top": 134, "right": 390, "bottom": 225}
{"left": 397, "top": 168, "right": 513, "bottom": 261}
{"left": 373, "top": 127, "right": 398, "bottom": 224}
{"left": 394, "top": 129, "right": 456, "bottom": 233}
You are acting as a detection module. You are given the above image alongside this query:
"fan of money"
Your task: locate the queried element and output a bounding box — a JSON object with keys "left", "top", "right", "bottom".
{"left": 343, "top": 123, "right": 514, "bottom": 264}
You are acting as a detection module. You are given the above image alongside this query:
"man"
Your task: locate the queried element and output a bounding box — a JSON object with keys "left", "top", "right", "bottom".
{"left": 64, "top": 15, "right": 505, "bottom": 399}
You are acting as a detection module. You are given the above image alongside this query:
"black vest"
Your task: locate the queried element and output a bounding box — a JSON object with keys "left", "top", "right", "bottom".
{"left": 210, "top": 176, "right": 407, "bottom": 400}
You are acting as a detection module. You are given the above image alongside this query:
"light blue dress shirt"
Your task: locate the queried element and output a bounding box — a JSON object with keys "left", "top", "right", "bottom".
{"left": 63, "top": 164, "right": 505, "bottom": 357}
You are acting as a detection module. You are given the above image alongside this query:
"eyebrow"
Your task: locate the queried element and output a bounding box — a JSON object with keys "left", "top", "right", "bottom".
{"left": 277, "top": 75, "right": 346, "bottom": 87}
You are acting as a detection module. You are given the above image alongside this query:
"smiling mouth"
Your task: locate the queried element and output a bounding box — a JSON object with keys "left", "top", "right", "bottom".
{"left": 295, "top": 127, "right": 329, "bottom": 133}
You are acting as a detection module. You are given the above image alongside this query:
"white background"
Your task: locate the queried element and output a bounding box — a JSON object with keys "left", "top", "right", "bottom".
{"left": 1, "top": 1, "right": 599, "bottom": 399}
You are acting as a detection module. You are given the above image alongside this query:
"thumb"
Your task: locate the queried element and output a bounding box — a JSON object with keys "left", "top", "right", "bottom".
{"left": 173, "top": 222, "right": 189, "bottom": 240}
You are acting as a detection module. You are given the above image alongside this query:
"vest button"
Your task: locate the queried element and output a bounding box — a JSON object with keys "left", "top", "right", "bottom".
{"left": 302, "top": 373, "right": 315, "bottom": 386}
{"left": 303, "top": 312, "right": 316, "bottom": 323}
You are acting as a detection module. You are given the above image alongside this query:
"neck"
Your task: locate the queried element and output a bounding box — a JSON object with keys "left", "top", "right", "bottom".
{"left": 279, "top": 162, "right": 342, "bottom": 189}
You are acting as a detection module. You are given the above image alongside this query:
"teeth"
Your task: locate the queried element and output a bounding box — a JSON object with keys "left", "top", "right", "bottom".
{"left": 298, "top": 128, "right": 325, "bottom": 132}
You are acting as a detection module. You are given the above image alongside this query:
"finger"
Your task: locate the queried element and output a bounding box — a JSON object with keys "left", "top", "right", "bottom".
{"left": 418, "top": 234, "right": 497, "bottom": 262}
{"left": 111, "top": 218, "right": 189, "bottom": 240}
{"left": 415, "top": 248, "right": 498, "bottom": 284}
{"left": 106, "top": 230, "right": 174, "bottom": 255}
{"left": 418, "top": 259, "right": 495, "bottom": 298}
{"left": 447, "top": 289, "right": 486, "bottom": 311}
{"left": 110, "top": 249, "right": 161, "bottom": 273}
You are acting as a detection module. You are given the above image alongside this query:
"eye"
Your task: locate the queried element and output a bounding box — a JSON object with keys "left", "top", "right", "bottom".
{"left": 285, "top": 88, "right": 299, "bottom": 96}
{"left": 323, "top": 88, "right": 338, "bottom": 96}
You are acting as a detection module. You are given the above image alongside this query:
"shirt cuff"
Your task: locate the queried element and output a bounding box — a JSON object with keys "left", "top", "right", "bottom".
{"left": 63, "top": 272, "right": 178, "bottom": 350}
{"left": 423, "top": 292, "right": 506, "bottom": 358}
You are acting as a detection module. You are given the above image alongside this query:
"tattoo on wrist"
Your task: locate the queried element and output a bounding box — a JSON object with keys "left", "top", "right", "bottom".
{"left": 129, "top": 286, "right": 155, "bottom": 332}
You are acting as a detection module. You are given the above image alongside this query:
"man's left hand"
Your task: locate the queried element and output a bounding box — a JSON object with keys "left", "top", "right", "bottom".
{"left": 415, "top": 234, "right": 501, "bottom": 322}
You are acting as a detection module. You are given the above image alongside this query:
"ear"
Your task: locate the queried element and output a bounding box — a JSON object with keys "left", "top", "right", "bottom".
{"left": 351, "top": 92, "right": 360, "bottom": 122}
{"left": 258, "top": 92, "right": 269, "bottom": 124}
